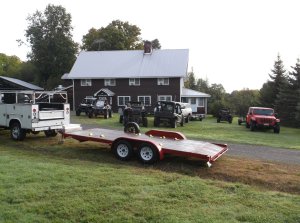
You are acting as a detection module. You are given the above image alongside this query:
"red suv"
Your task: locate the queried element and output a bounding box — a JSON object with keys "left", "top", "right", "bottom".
{"left": 246, "top": 107, "right": 280, "bottom": 133}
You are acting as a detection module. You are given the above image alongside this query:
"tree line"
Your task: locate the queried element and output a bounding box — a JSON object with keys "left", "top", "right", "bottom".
{"left": 184, "top": 55, "right": 300, "bottom": 127}
{"left": 1, "top": 4, "right": 299, "bottom": 127}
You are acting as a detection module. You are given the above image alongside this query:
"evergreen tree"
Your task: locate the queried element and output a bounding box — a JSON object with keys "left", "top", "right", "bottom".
{"left": 260, "top": 54, "right": 288, "bottom": 108}
{"left": 289, "top": 59, "right": 300, "bottom": 127}
{"left": 184, "top": 69, "right": 196, "bottom": 90}
{"left": 275, "top": 59, "right": 300, "bottom": 127}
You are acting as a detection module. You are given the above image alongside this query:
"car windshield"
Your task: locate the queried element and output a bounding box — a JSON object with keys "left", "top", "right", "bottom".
{"left": 253, "top": 109, "right": 274, "bottom": 116}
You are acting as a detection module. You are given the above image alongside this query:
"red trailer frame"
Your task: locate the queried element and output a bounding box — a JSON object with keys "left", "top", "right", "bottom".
{"left": 62, "top": 127, "right": 228, "bottom": 166}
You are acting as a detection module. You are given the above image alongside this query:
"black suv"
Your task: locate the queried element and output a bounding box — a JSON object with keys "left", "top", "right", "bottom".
{"left": 153, "top": 101, "right": 184, "bottom": 128}
{"left": 217, "top": 108, "right": 233, "bottom": 123}
{"left": 76, "top": 97, "right": 97, "bottom": 116}
{"left": 119, "top": 101, "right": 148, "bottom": 127}
{"left": 88, "top": 97, "right": 112, "bottom": 119}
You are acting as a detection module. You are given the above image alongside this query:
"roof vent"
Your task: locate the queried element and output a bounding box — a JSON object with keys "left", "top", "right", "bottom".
{"left": 144, "top": 41, "right": 152, "bottom": 54}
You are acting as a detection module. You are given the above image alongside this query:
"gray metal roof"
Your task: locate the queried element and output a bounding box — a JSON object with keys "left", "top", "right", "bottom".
{"left": 181, "top": 87, "right": 210, "bottom": 98}
{"left": 0, "top": 76, "right": 44, "bottom": 90}
{"left": 65, "top": 49, "right": 189, "bottom": 79}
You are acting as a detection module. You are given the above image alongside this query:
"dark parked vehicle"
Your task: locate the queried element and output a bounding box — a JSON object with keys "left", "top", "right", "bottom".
{"left": 217, "top": 108, "right": 233, "bottom": 123}
{"left": 153, "top": 101, "right": 184, "bottom": 128}
{"left": 88, "top": 97, "right": 112, "bottom": 119}
{"left": 119, "top": 101, "right": 148, "bottom": 127}
{"left": 76, "top": 97, "right": 97, "bottom": 116}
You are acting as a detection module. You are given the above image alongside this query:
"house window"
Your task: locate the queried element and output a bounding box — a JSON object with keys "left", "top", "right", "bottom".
{"left": 198, "top": 98, "right": 204, "bottom": 107}
{"left": 118, "top": 96, "right": 131, "bottom": 106}
{"left": 181, "top": 97, "right": 188, "bottom": 103}
{"left": 81, "top": 79, "right": 92, "bottom": 86}
{"left": 129, "top": 78, "right": 140, "bottom": 86}
{"left": 190, "top": 98, "right": 196, "bottom": 104}
{"left": 158, "top": 95, "right": 172, "bottom": 101}
{"left": 138, "top": 96, "right": 151, "bottom": 106}
{"left": 157, "top": 78, "right": 169, "bottom": 85}
{"left": 104, "top": 79, "right": 116, "bottom": 86}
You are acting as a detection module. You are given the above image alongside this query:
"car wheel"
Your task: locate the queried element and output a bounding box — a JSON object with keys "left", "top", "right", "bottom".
{"left": 250, "top": 121, "right": 255, "bottom": 131}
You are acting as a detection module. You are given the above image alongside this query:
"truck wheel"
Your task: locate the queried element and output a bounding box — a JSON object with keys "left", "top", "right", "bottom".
{"left": 142, "top": 117, "right": 148, "bottom": 127}
{"left": 112, "top": 140, "right": 133, "bottom": 161}
{"left": 76, "top": 109, "right": 81, "bottom": 116}
{"left": 250, "top": 121, "right": 255, "bottom": 131}
{"left": 246, "top": 122, "right": 250, "bottom": 128}
{"left": 137, "top": 143, "right": 158, "bottom": 164}
{"left": 10, "top": 122, "right": 26, "bottom": 141}
{"left": 171, "top": 119, "right": 177, "bottom": 128}
{"left": 180, "top": 115, "right": 184, "bottom": 126}
{"left": 44, "top": 130, "right": 58, "bottom": 137}
{"left": 154, "top": 117, "right": 160, "bottom": 127}
{"left": 124, "top": 122, "right": 140, "bottom": 134}
{"left": 274, "top": 125, "right": 280, "bottom": 134}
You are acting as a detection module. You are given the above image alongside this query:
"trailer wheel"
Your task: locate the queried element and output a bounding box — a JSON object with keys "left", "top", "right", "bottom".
{"left": 124, "top": 122, "right": 140, "bottom": 134}
{"left": 44, "top": 130, "right": 58, "bottom": 137}
{"left": 10, "top": 122, "right": 26, "bottom": 141}
{"left": 112, "top": 140, "right": 133, "bottom": 161}
{"left": 138, "top": 143, "right": 158, "bottom": 164}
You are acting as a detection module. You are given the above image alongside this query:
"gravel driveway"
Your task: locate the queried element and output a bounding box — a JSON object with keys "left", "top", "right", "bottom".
{"left": 80, "top": 124, "right": 300, "bottom": 165}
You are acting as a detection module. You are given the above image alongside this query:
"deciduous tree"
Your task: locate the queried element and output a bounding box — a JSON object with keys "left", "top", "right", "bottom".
{"left": 24, "top": 4, "right": 78, "bottom": 89}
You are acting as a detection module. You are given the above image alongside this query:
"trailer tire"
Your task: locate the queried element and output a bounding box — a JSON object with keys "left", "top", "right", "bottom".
{"left": 124, "top": 122, "right": 140, "bottom": 134}
{"left": 137, "top": 143, "right": 158, "bottom": 164}
{"left": 10, "top": 122, "right": 26, "bottom": 141}
{"left": 44, "top": 130, "right": 57, "bottom": 137}
{"left": 112, "top": 140, "right": 133, "bottom": 161}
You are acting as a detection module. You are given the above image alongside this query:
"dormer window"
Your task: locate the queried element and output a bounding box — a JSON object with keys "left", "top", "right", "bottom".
{"left": 129, "top": 78, "right": 140, "bottom": 86}
{"left": 157, "top": 78, "right": 169, "bottom": 85}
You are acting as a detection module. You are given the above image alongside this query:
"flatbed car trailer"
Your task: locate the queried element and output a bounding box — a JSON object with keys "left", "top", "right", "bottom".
{"left": 62, "top": 127, "right": 228, "bottom": 166}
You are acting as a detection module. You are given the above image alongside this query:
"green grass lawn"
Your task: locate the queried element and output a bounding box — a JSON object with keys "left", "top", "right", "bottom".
{"left": 72, "top": 114, "right": 300, "bottom": 150}
{"left": 0, "top": 137, "right": 299, "bottom": 223}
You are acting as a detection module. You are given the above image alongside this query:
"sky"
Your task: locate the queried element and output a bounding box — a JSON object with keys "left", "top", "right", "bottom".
{"left": 1, "top": 0, "right": 300, "bottom": 93}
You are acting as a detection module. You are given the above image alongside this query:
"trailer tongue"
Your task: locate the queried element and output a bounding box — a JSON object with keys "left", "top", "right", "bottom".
{"left": 63, "top": 127, "right": 228, "bottom": 166}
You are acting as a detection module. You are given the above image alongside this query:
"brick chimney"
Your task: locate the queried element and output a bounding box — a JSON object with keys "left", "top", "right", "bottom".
{"left": 144, "top": 41, "right": 152, "bottom": 54}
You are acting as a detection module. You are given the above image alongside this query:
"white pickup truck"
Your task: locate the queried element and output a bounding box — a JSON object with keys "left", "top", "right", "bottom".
{"left": 0, "top": 90, "right": 70, "bottom": 140}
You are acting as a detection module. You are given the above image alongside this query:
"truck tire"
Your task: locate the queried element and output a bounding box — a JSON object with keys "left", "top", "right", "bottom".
{"left": 104, "top": 110, "right": 108, "bottom": 119}
{"left": 154, "top": 117, "right": 160, "bottom": 127}
{"left": 124, "top": 122, "right": 140, "bottom": 134}
{"left": 44, "top": 130, "right": 58, "bottom": 137}
{"left": 250, "top": 121, "right": 255, "bottom": 131}
{"left": 274, "top": 125, "right": 280, "bottom": 134}
{"left": 112, "top": 140, "right": 133, "bottom": 161}
{"left": 171, "top": 119, "right": 177, "bottom": 128}
{"left": 137, "top": 143, "right": 159, "bottom": 164}
{"left": 10, "top": 122, "right": 26, "bottom": 141}
{"left": 180, "top": 115, "right": 184, "bottom": 127}
{"left": 142, "top": 117, "right": 148, "bottom": 127}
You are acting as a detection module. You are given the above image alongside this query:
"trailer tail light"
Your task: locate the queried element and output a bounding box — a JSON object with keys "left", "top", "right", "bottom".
{"left": 32, "top": 108, "right": 37, "bottom": 120}
{"left": 66, "top": 107, "right": 70, "bottom": 114}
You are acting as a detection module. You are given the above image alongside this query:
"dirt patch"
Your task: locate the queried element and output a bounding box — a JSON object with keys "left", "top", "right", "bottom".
{"left": 153, "top": 155, "right": 300, "bottom": 194}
